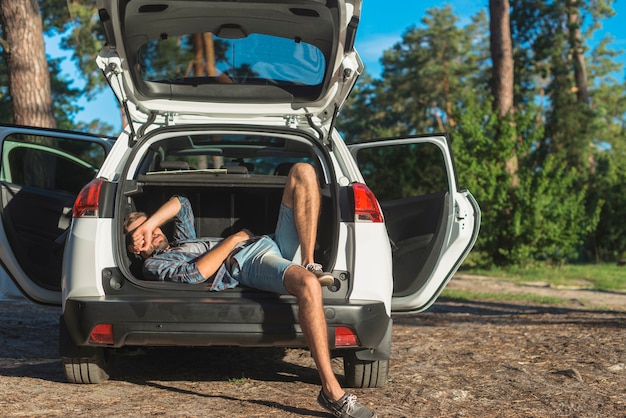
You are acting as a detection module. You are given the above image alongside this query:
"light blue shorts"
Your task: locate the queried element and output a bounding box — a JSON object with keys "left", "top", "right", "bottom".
{"left": 230, "top": 204, "right": 299, "bottom": 294}
{"left": 274, "top": 202, "right": 300, "bottom": 260}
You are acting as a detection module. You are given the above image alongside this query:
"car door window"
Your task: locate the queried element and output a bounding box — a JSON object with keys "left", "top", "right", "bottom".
{"left": 355, "top": 142, "right": 449, "bottom": 201}
{"left": 1, "top": 134, "right": 105, "bottom": 194}
{"left": 0, "top": 132, "right": 108, "bottom": 292}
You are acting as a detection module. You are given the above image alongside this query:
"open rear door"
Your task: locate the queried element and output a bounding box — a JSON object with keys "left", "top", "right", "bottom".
{"left": 0, "top": 125, "right": 112, "bottom": 304}
{"left": 349, "top": 135, "right": 480, "bottom": 313}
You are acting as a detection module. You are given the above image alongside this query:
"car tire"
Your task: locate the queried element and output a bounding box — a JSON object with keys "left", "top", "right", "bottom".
{"left": 62, "top": 348, "right": 112, "bottom": 384}
{"left": 343, "top": 351, "right": 389, "bottom": 388}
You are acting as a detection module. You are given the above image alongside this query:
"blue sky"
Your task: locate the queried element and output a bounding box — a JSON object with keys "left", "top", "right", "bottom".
{"left": 46, "top": 1, "right": 626, "bottom": 131}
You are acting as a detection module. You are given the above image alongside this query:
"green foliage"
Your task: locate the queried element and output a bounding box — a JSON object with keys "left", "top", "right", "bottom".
{"left": 451, "top": 92, "right": 593, "bottom": 266}
{"left": 49, "top": 58, "right": 82, "bottom": 129}
{"left": 509, "top": 0, "right": 621, "bottom": 178}
{"left": 228, "top": 373, "right": 249, "bottom": 384}
{"left": 584, "top": 139, "right": 626, "bottom": 261}
{"left": 340, "top": 3, "right": 620, "bottom": 269}
{"left": 40, "top": 0, "right": 106, "bottom": 98}
{"left": 450, "top": 94, "right": 518, "bottom": 266}
{"left": 338, "top": 73, "right": 387, "bottom": 141}
{"left": 74, "top": 120, "right": 117, "bottom": 136}
{"left": 343, "top": 7, "right": 491, "bottom": 139}
{"left": 453, "top": 94, "right": 601, "bottom": 267}
{"left": 510, "top": 151, "right": 600, "bottom": 264}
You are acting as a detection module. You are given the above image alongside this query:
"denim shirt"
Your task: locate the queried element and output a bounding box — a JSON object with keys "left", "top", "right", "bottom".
{"left": 142, "top": 196, "right": 226, "bottom": 284}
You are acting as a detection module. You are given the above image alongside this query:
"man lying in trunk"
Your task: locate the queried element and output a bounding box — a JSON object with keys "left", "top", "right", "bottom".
{"left": 123, "top": 162, "right": 376, "bottom": 418}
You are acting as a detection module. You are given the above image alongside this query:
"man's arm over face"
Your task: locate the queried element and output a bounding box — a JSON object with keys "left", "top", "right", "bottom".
{"left": 132, "top": 196, "right": 184, "bottom": 253}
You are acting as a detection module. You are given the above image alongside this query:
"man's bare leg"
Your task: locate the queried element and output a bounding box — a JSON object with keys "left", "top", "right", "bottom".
{"left": 282, "top": 167, "right": 375, "bottom": 416}
{"left": 283, "top": 266, "right": 344, "bottom": 399}
{"left": 282, "top": 163, "right": 341, "bottom": 397}
{"left": 282, "top": 163, "right": 320, "bottom": 267}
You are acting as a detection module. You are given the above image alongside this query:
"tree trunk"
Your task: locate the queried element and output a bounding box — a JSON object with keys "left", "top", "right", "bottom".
{"left": 567, "top": 0, "right": 590, "bottom": 105}
{"left": 489, "top": 0, "right": 514, "bottom": 118}
{"left": 0, "top": 0, "right": 56, "bottom": 128}
{"left": 490, "top": 0, "right": 518, "bottom": 186}
{"left": 203, "top": 32, "right": 216, "bottom": 77}
{"left": 192, "top": 33, "right": 205, "bottom": 77}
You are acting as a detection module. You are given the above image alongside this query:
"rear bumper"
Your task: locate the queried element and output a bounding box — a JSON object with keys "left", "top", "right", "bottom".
{"left": 61, "top": 295, "right": 391, "bottom": 356}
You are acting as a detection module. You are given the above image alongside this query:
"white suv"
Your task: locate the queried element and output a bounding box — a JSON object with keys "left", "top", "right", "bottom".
{"left": 0, "top": 0, "right": 479, "bottom": 386}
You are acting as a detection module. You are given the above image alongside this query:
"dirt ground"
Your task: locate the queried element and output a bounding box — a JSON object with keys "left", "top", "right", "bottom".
{"left": 1, "top": 275, "right": 625, "bottom": 417}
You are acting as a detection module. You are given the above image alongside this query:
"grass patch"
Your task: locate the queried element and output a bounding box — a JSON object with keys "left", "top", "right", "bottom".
{"left": 441, "top": 288, "right": 570, "bottom": 306}
{"left": 461, "top": 263, "right": 626, "bottom": 292}
{"left": 228, "top": 374, "right": 249, "bottom": 384}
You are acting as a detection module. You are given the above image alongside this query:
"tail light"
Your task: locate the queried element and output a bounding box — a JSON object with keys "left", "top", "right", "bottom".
{"left": 352, "top": 183, "right": 384, "bottom": 223}
{"left": 334, "top": 326, "right": 360, "bottom": 347}
{"left": 73, "top": 178, "right": 103, "bottom": 218}
{"left": 89, "top": 323, "right": 114, "bottom": 345}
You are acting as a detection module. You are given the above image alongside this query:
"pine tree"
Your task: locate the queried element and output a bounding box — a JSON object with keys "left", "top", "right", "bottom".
{"left": 339, "top": 3, "right": 624, "bottom": 267}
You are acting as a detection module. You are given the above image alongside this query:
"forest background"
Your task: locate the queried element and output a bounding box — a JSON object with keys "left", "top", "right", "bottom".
{"left": 1, "top": 0, "right": 626, "bottom": 271}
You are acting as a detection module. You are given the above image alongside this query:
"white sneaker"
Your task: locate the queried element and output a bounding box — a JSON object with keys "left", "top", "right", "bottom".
{"left": 305, "top": 263, "right": 334, "bottom": 287}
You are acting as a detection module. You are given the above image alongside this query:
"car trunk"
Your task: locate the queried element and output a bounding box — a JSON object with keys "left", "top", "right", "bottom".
{"left": 119, "top": 170, "right": 337, "bottom": 287}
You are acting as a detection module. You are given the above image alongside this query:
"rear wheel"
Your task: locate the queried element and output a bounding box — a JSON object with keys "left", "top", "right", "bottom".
{"left": 343, "top": 351, "right": 389, "bottom": 388}
{"left": 62, "top": 348, "right": 112, "bottom": 384}
{"left": 59, "top": 317, "right": 112, "bottom": 384}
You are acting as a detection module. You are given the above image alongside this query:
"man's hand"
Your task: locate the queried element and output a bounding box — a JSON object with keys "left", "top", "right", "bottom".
{"left": 232, "top": 229, "right": 255, "bottom": 245}
{"left": 129, "top": 196, "right": 182, "bottom": 256}
{"left": 131, "top": 222, "right": 154, "bottom": 254}
{"left": 131, "top": 219, "right": 169, "bottom": 256}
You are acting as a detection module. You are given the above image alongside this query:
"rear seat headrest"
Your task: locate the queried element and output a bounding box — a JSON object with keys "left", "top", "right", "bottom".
{"left": 159, "top": 160, "right": 190, "bottom": 171}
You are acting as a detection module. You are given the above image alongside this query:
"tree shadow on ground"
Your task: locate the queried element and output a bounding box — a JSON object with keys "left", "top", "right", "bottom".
{"left": 142, "top": 380, "right": 328, "bottom": 417}
{"left": 395, "top": 298, "right": 626, "bottom": 329}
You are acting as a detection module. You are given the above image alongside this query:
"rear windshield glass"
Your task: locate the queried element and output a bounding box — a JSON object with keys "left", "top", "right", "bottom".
{"left": 139, "top": 134, "right": 315, "bottom": 176}
{"left": 138, "top": 33, "right": 326, "bottom": 87}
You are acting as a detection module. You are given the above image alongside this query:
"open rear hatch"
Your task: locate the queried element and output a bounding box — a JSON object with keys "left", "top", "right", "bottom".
{"left": 96, "top": 0, "right": 363, "bottom": 128}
